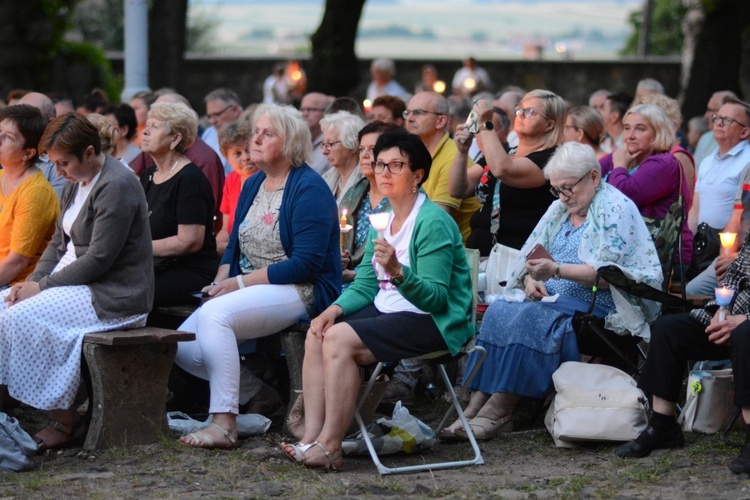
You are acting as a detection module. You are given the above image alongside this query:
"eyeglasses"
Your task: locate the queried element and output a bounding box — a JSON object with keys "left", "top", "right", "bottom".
{"left": 403, "top": 109, "right": 444, "bottom": 119}
{"left": 301, "top": 107, "right": 325, "bottom": 113}
{"left": 514, "top": 106, "right": 550, "bottom": 120}
{"left": 358, "top": 145, "right": 374, "bottom": 155}
{"left": 374, "top": 160, "right": 410, "bottom": 174}
{"left": 549, "top": 173, "right": 589, "bottom": 198}
{"left": 321, "top": 140, "right": 341, "bottom": 150}
{"left": 563, "top": 125, "right": 579, "bottom": 131}
{"left": 207, "top": 105, "right": 234, "bottom": 120}
{"left": 711, "top": 114, "right": 749, "bottom": 128}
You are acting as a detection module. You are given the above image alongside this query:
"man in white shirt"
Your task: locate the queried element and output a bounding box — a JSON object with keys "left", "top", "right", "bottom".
{"left": 201, "top": 88, "right": 242, "bottom": 175}
{"left": 694, "top": 90, "right": 739, "bottom": 167}
{"left": 452, "top": 57, "right": 492, "bottom": 97}
{"left": 366, "top": 59, "right": 409, "bottom": 103}
{"left": 300, "top": 92, "right": 333, "bottom": 175}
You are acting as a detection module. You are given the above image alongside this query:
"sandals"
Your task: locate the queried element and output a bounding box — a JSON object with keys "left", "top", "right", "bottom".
{"left": 456, "top": 415, "right": 513, "bottom": 441}
{"left": 439, "top": 416, "right": 472, "bottom": 443}
{"left": 179, "top": 422, "right": 237, "bottom": 450}
{"left": 302, "top": 441, "right": 342, "bottom": 472}
{"left": 280, "top": 441, "right": 314, "bottom": 464}
{"left": 34, "top": 419, "right": 85, "bottom": 452}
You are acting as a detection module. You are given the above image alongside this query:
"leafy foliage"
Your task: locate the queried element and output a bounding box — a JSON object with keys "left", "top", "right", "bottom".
{"left": 620, "top": 0, "right": 687, "bottom": 56}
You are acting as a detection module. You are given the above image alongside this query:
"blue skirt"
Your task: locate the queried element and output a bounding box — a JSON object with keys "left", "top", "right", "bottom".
{"left": 466, "top": 295, "right": 608, "bottom": 399}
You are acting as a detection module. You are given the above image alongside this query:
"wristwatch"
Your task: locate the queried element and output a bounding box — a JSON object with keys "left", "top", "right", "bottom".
{"left": 479, "top": 121, "right": 494, "bottom": 132}
{"left": 389, "top": 273, "right": 405, "bottom": 287}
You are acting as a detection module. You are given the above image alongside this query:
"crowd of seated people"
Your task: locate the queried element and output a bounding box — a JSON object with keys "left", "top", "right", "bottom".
{"left": 3, "top": 72, "right": 750, "bottom": 476}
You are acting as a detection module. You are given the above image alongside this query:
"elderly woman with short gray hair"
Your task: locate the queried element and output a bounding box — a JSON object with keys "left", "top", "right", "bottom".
{"left": 443, "top": 142, "right": 662, "bottom": 442}
{"left": 140, "top": 102, "right": 219, "bottom": 306}
{"left": 320, "top": 111, "right": 366, "bottom": 204}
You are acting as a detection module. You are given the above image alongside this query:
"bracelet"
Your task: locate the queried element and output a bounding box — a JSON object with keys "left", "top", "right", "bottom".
{"left": 553, "top": 265, "right": 561, "bottom": 280}
{"left": 210, "top": 282, "right": 218, "bottom": 286}
{"left": 236, "top": 275, "right": 246, "bottom": 289}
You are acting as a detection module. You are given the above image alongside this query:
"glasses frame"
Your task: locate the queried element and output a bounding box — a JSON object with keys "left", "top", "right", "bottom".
{"left": 549, "top": 173, "right": 589, "bottom": 198}
{"left": 514, "top": 106, "right": 550, "bottom": 121}
{"left": 207, "top": 104, "right": 234, "bottom": 120}
{"left": 321, "top": 140, "right": 342, "bottom": 150}
{"left": 374, "top": 160, "right": 410, "bottom": 175}
{"left": 403, "top": 109, "right": 445, "bottom": 119}
{"left": 301, "top": 107, "right": 326, "bottom": 113}
{"left": 711, "top": 114, "right": 749, "bottom": 129}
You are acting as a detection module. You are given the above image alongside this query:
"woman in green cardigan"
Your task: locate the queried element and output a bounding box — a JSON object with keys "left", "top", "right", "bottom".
{"left": 281, "top": 129, "right": 475, "bottom": 470}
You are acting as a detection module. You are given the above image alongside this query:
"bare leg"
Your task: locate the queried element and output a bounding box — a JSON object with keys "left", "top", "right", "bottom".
{"left": 303, "top": 323, "right": 375, "bottom": 468}
{"left": 179, "top": 412, "right": 237, "bottom": 448}
{"left": 652, "top": 396, "right": 677, "bottom": 416}
{"left": 299, "top": 330, "right": 326, "bottom": 444}
{"left": 443, "top": 390, "right": 490, "bottom": 434}
{"left": 475, "top": 392, "right": 520, "bottom": 420}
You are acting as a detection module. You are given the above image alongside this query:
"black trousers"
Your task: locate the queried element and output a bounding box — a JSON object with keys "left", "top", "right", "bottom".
{"left": 639, "top": 313, "right": 750, "bottom": 408}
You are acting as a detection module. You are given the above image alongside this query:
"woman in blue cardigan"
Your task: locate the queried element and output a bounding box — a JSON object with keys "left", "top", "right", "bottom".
{"left": 175, "top": 104, "right": 341, "bottom": 449}
{"left": 282, "top": 130, "right": 474, "bottom": 470}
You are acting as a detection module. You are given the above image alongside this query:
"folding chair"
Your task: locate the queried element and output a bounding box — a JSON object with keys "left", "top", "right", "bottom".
{"left": 574, "top": 265, "right": 691, "bottom": 377}
{"left": 352, "top": 248, "right": 486, "bottom": 475}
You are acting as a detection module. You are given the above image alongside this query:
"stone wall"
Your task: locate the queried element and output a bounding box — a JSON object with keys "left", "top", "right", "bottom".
{"left": 108, "top": 55, "right": 682, "bottom": 112}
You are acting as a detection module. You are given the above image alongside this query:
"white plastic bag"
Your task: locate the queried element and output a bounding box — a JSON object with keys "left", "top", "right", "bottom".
{"left": 342, "top": 402, "right": 435, "bottom": 455}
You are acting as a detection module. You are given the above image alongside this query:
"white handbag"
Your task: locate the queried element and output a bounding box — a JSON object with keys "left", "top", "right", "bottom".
{"left": 545, "top": 362, "right": 649, "bottom": 448}
{"left": 678, "top": 369, "right": 735, "bottom": 434}
{"left": 484, "top": 243, "right": 520, "bottom": 295}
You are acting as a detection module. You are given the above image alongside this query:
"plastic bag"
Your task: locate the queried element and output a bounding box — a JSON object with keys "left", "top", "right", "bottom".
{"left": 167, "top": 411, "right": 271, "bottom": 438}
{"left": 341, "top": 402, "right": 435, "bottom": 455}
{"left": 0, "top": 412, "right": 37, "bottom": 472}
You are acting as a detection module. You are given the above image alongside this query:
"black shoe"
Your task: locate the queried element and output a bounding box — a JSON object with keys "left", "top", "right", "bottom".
{"left": 616, "top": 425, "right": 685, "bottom": 458}
{"left": 729, "top": 443, "right": 750, "bottom": 474}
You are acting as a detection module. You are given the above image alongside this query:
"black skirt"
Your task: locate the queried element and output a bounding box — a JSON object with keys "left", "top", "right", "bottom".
{"left": 338, "top": 304, "right": 448, "bottom": 362}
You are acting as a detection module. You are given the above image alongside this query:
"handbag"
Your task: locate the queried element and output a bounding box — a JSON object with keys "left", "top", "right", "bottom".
{"left": 544, "top": 362, "right": 648, "bottom": 448}
{"left": 285, "top": 373, "right": 389, "bottom": 440}
{"left": 484, "top": 243, "right": 520, "bottom": 295}
{"left": 678, "top": 368, "right": 736, "bottom": 434}
{"left": 687, "top": 222, "right": 721, "bottom": 281}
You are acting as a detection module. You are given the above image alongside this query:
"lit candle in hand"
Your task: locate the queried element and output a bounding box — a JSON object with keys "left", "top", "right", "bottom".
{"left": 340, "top": 209, "right": 348, "bottom": 229}
{"left": 715, "top": 286, "right": 735, "bottom": 321}
{"left": 719, "top": 232, "right": 737, "bottom": 256}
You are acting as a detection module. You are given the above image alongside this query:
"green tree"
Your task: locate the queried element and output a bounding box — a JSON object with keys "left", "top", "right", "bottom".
{"left": 620, "top": 0, "right": 687, "bottom": 56}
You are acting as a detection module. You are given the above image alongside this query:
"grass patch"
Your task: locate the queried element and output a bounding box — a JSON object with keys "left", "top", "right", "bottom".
{"left": 621, "top": 456, "right": 672, "bottom": 482}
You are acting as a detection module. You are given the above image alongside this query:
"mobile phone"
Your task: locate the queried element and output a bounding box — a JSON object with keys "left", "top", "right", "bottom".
{"left": 526, "top": 243, "right": 555, "bottom": 262}
{"left": 465, "top": 103, "right": 480, "bottom": 134}
{"left": 191, "top": 291, "right": 209, "bottom": 299}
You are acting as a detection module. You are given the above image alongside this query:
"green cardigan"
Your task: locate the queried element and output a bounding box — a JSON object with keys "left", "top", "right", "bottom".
{"left": 333, "top": 198, "right": 474, "bottom": 355}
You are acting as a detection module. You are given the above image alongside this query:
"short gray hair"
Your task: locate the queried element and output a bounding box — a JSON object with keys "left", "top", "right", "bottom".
{"left": 204, "top": 88, "right": 241, "bottom": 107}
{"left": 253, "top": 103, "right": 311, "bottom": 167}
{"left": 544, "top": 141, "right": 600, "bottom": 180}
{"left": 320, "top": 111, "right": 366, "bottom": 151}
{"left": 636, "top": 78, "right": 665, "bottom": 95}
{"left": 371, "top": 58, "right": 396, "bottom": 76}
{"left": 148, "top": 102, "right": 198, "bottom": 152}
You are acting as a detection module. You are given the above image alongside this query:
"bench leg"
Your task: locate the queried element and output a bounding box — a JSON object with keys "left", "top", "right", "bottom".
{"left": 279, "top": 328, "right": 307, "bottom": 435}
{"left": 83, "top": 343, "right": 176, "bottom": 450}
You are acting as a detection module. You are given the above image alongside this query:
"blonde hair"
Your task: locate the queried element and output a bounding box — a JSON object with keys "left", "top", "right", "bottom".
{"left": 566, "top": 105, "right": 604, "bottom": 147}
{"left": 147, "top": 102, "right": 198, "bottom": 152}
{"left": 252, "top": 104, "right": 311, "bottom": 167}
{"left": 524, "top": 89, "right": 566, "bottom": 149}
{"left": 623, "top": 104, "right": 675, "bottom": 152}
{"left": 636, "top": 93, "right": 682, "bottom": 134}
{"left": 86, "top": 113, "right": 120, "bottom": 156}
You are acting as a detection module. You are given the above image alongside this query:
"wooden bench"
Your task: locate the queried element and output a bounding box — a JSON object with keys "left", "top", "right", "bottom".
{"left": 82, "top": 326, "right": 194, "bottom": 450}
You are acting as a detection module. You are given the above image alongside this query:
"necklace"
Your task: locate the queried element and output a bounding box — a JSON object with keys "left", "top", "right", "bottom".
{"left": 264, "top": 169, "right": 290, "bottom": 192}
{"left": 167, "top": 158, "right": 179, "bottom": 176}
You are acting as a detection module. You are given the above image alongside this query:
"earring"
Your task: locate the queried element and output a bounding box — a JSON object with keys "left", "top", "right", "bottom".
{"left": 412, "top": 186, "right": 417, "bottom": 193}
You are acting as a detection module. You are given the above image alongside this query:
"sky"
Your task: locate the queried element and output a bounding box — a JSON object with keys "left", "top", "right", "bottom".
{"left": 189, "top": 0, "right": 643, "bottom": 60}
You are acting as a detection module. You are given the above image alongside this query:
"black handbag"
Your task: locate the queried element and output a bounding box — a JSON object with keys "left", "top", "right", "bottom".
{"left": 686, "top": 222, "right": 721, "bottom": 281}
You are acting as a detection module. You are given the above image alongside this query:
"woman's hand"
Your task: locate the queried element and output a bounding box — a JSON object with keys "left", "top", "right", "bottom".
{"left": 341, "top": 250, "right": 351, "bottom": 270}
{"left": 206, "top": 276, "right": 240, "bottom": 299}
{"left": 454, "top": 125, "right": 472, "bottom": 151}
{"left": 343, "top": 269, "right": 357, "bottom": 283}
{"left": 372, "top": 238, "right": 402, "bottom": 277}
{"left": 308, "top": 305, "right": 343, "bottom": 342}
{"left": 715, "top": 254, "right": 736, "bottom": 284}
{"left": 5, "top": 281, "right": 41, "bottom": 306}
{"left": 706, "top": 310, "right": 746, "bottom": 345}
{"left": 526, "top": 258, "right": 557, "bottom": 282}
{"left": 612, "top": 147, "right": 642, "bottom": 171}
{"left": 476, "top": 99, "right": 493, "bottom": 123}
{"left": 524, "top": 276, "right": 549, "bottom": 300}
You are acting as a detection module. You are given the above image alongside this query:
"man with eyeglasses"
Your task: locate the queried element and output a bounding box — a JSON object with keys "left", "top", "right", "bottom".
{"left": 300, "top": 92, "right": 334, "bottom": 175}
{"left": 201, "top": 88, "right": 243, "bottom": 176}
{"left": 686, "top": 96, "right": 750, "bottom": 283}
{"left": 694, "top": 90, "right": 739, "bottom": 167}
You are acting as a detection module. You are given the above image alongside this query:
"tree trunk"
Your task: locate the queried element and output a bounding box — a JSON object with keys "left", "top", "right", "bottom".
{"left": 148, "top": 0, "right": 188, "bottom": 91}
{"left": 680, "top": 0, "right": 750, "bottom": 119}
{"left": 308, "top": 0, "right": 366, "bottom": 96}
{"left": 637, "top": 0, "right": 655, "bottom": 56}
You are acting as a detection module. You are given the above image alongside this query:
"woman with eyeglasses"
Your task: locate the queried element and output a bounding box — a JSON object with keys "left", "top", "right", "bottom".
{"left": 563, "top": 105, "right": 606, "bottom": 158}
{"left": 450, "top": 89, "right": 564, "bottom": 256}
{"left": 339, "top": 121, "right": 400, "bottom": 285}
{"left": 283, "top": 130, "right": 474, "bottom": 470}
{"left": 442, "top": 142, "right": 661, "bottom": 442}
{"left": 320, "top": 111, "right": 366, "bottom": 204}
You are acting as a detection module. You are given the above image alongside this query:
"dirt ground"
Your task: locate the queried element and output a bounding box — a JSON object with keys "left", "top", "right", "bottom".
{"left": 3, "top": 399, "right": 750, "bottom": 499}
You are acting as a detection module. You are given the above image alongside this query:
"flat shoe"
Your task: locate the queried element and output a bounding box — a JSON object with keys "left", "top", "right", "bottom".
{"left": 303, "top": 441, "right": 342, "bottom": 472}
{"left": 280, "top": 441, "right": 313, "bottom": 464}
{"left": 179, "top": 422, "right": 237, "bottom": 450}
{"left": 456, "top": 415, "right": 513, "bottom": 441}
{"left": 615, "top": 425, "right": 684, "bottom": 458}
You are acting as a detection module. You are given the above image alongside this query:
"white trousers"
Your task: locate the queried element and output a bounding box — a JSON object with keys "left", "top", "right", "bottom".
{"left": 174, "top": 284, "right": 307, "bottom": 414}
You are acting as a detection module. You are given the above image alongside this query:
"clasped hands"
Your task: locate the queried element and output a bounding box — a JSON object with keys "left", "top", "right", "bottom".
{"left": 523, "top": 258, "right": 556, "bottom": 301}
{"left": 4, "top": 281, "right": 40, "bottom": 306}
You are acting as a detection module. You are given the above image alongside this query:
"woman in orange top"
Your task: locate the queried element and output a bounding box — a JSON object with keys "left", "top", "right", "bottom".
{"left": 0, "top": 105, "right": 59, "bottom": 285}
